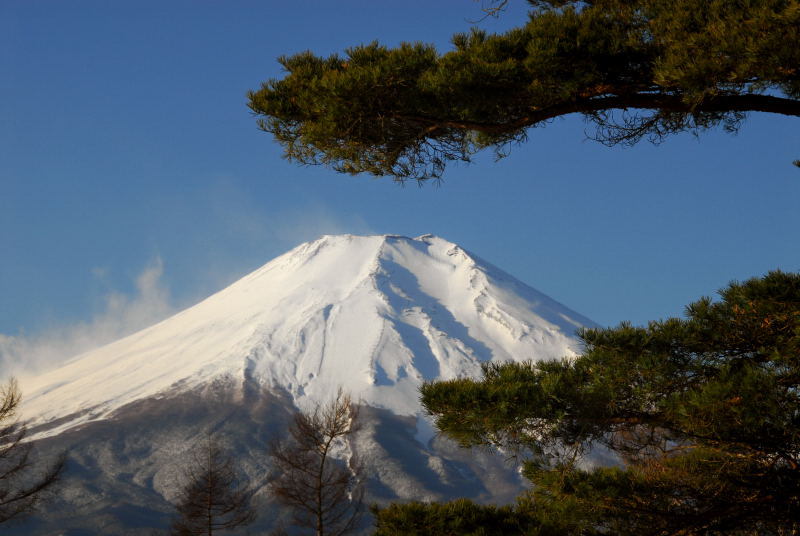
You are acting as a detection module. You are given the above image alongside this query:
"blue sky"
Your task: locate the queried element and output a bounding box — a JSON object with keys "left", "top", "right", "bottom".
{"left": 2, "top": 1, "right": 799, "bottom": 370}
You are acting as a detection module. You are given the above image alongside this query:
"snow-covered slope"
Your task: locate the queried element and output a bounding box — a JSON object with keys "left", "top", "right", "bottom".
{"left": 22, "top": 234, "right": 593, "bottom": 439}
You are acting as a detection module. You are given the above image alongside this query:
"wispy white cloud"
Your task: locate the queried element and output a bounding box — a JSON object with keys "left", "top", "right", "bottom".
{"left": 0, "top": 257, "right": 174, "bottom": 377}
{"left": 272, "top": 201, "right": 374, "bottom": 247}
{"left": 204, "top": 176, "right": 374, "bottom": 247}
{"left": 176, "top": 177, "right": 375, "bottom": 299}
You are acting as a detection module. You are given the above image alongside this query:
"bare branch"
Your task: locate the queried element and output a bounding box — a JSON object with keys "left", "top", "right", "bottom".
{"left": 169, "top": 437, "right": 255, "bottom": 535}
{"left": 0, "top": 378, "right": 65, "bottom": 525}
{"left": 268, "top": 388, "right": 364, "bottom": 536}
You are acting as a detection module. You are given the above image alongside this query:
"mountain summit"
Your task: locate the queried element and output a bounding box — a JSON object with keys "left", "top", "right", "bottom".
{"left": 24, "top": 234, "right": 592, "bottom": 439}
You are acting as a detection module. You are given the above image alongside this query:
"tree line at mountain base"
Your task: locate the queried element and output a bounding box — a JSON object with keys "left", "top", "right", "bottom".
{"left": 166, "top": 389, "right": 364, "bottom": 536}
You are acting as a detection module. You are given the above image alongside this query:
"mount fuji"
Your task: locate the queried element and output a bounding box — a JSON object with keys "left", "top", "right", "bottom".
{"left": 15, "top": 234, "right": 595, "bottom": 534}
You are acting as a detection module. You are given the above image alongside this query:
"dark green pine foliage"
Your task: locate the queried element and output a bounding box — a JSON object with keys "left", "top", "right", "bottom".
{"left": 372, "top": 499, "right": 521, "bottom": 536}
{"left": 248, "top": 0, "right": 800, "bottom": 182}
{"left": 421, "top": 271, "right": 800, "bottom": 535}
{"left": 372, "top": 497, "right": 598, "bottom": 536}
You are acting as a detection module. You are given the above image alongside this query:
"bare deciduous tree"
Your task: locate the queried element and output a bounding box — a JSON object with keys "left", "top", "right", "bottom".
{"left": 268, "top": 389, "right": 363, "bottom": 536}
{"left": 170, "top": 438, "right": 255, "bottom": 536}
{"left": 0, "top": 377, "right": 65, "bottom": 524}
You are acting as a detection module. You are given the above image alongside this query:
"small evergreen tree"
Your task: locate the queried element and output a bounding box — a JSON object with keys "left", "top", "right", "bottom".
{"left": 0, "top": 378, "right": 64, "bottom": 524}
{"left": 267, "top": 389, "right": 363, "bottom": 536}
{"left": 422, "top": 271, "right": 800, "bottom": 535}
{"left": 249, "top": 0, "right": 800, "bottom": 182}
{"left": 169, "top": 439, "right": 255, "bottom": 536}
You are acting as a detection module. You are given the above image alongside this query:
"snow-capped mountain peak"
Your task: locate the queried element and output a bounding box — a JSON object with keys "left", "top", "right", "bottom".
{"left": 22, "top": 234, "right": 593, "bottom": 439}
